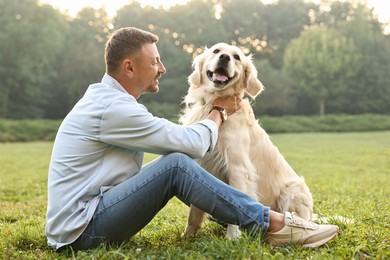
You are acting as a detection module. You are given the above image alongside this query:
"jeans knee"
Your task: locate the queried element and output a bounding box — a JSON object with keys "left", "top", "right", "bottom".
{"left": 163, "top": 152, "right": 198, "bottom": 169}
{"left": 164, "top": 152, "right": 191, "bottom": 163}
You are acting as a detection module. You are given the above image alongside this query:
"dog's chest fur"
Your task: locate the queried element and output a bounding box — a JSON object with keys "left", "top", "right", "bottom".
{"left": 181, "top": 99, "right": 258, "bottom": 185}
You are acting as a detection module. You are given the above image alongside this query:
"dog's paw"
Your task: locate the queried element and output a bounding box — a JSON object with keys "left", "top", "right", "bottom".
{"left": 226, "top": 225, "right": 241, "bottom": 239}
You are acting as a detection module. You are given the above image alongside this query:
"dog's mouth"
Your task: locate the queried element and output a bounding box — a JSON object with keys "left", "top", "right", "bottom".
{"left": 207, "top": 68, "right": 234, "bottom": 88}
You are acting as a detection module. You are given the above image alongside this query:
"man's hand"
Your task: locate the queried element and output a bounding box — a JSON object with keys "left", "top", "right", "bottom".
{"left": 213, "top": 94, "right": 242, "bottom": 116}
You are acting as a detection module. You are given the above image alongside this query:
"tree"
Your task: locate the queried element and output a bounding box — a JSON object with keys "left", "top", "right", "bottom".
{"left": 262, "top": 0, "right": 314, "bottom": 69}
{"left": 1, "top": 0, "right": 388, "bottom": 118}
{"left": 333, "top": 4, "right": 390, "bottom": 114}
{"left": 252, "top": 59, "right": 297, "bottom": 116}
{"left": 45, "top": 7, "right": 111, "bottom": 118}
{"left": 0, "top": 0, "right": 67, "bottom": 118}
{"left": 284, "top": 25, "right": 362, "bottom": 116}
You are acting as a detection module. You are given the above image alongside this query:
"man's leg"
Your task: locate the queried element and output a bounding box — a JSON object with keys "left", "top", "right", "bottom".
{"left": 71, "top": 153, "right": 270, "bottom": 249}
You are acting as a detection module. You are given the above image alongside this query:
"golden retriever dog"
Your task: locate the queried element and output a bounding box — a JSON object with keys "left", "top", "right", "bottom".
{"left": 180, "top": 43, "right": 313, "bottom": 239}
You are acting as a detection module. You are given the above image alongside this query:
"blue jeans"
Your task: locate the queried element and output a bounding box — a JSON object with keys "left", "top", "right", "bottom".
{"left": 70, "top": 153, "right": 270, "bottom": 250}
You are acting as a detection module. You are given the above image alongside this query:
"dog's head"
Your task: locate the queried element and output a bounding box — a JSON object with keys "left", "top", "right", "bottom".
{"left": 189, "top": 43, "right": 264, "bottom": 99}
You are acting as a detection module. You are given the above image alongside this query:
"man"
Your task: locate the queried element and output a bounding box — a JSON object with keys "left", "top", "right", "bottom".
{"left": 46, "top": 27, "right": 339, "bottom": 251}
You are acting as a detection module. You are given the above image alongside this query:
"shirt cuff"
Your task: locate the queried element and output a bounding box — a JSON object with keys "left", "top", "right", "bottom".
{"left": 198, "top": 119, "right": 218, "bottom": 152}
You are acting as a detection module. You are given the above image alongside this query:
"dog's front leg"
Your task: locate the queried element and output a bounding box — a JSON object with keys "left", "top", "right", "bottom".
{"left": 182, "top": 204, "right": 206, "bottom": 237}
{"left": 224, "top": 165, "right": 257, "bottom": 239}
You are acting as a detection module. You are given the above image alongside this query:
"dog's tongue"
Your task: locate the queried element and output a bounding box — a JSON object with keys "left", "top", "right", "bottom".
{"left": 213, "top": 73, "right": 228, "bottom": 82}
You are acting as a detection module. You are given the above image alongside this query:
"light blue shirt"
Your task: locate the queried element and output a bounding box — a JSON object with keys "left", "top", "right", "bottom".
{"left": 46, "top": 74, "right": 218, "bottom": 249}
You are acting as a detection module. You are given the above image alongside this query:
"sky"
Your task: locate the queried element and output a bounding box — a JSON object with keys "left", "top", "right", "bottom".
{"left": 39, "top": 0, "right": 389, "bottom": 24}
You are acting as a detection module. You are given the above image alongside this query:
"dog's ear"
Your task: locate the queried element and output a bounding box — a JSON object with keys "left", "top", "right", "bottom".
{"left": 188, "top": 50, "right": 206, "bottom": 88}
{"left": 244, "top": 55, "right": 264, "bottom": 98}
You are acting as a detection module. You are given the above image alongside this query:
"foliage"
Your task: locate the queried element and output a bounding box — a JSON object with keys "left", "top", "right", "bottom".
{"left": 1, "top": 115, "right": 389, "bottom": 142}
{"left": 253, "top": 59, "right": 297, "bottom": 116}
{"left": 1, "top": 133, "right": 389, "bottom": 258}
{"left": 0, "top": 0, "right": 68, "bottom": 118}
{"left": 44, "top": 7, "right": 110, "bottom": 119}
{"left": 259, "top": 114, "right": 390, "bottom": 133}
{"left": 284, "top": 25, "right": 362, "bottom": 116}
{"left": 0, "top": 120, "right": 61, "bottom": 142}
{"left": 259, "top": 0, "right": 315, "bottom": 69}
{"left": 335, "top": 5, "right": 390, "bottom": 114}
{"left": 0, "top": 0, "right": 389, "bottom": 119}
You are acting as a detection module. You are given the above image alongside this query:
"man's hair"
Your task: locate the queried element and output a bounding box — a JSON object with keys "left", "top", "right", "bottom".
{"left": 105, "top": 27, "right": 159, "bottom": 73}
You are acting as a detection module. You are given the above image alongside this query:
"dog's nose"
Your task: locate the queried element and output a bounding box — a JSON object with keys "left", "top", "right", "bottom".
{"left": 219, "top": 54, "right": 230, "bottom": 62}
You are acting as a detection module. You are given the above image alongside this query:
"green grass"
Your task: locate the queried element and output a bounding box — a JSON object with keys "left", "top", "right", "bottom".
{"left": 0, "top": 132, "right": 389, "bottom": 259}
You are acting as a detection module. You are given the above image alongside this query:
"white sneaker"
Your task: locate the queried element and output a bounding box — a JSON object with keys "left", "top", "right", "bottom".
{"left": 266, "top": 212, "right": 339, "bottom": 248}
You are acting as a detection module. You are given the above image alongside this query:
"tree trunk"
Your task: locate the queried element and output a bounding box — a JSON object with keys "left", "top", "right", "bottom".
{"left": 319, "top": 100, "right": 325, "bottom": 116}
{"left": 1, "top": 86, "right": 10, "bottom": 118}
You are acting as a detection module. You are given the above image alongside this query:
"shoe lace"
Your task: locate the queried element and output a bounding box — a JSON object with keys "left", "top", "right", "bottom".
{"left": 289, "top": 212, "right": 316, "bottom": 230}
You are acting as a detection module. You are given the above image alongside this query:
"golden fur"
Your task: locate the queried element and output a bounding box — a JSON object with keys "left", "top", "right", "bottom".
{"left": 180, "top": 43, "right": 313, "bottom": 239}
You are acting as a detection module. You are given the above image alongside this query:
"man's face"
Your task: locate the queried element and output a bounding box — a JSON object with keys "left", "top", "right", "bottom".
{"left": 133, "top": 43, "right": 166, "bottom": 94}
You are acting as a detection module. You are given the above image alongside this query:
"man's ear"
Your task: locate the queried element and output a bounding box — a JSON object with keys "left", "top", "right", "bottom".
{"left": 123, "top": 59, "right": 135, "bottom": 75}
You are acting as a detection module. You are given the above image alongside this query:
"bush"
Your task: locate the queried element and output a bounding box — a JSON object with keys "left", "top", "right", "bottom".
{"left": 0, "top": 114, "right": 389, "bottom": 142}
{"left": 260, "top": 114, "right": 390, "bottom": 133}
{"left": 0, "top": 120, "right": 61, "bottom": 142}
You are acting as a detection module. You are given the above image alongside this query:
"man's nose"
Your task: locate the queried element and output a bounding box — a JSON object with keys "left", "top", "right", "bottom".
{"left": 159, "top": 62, "right": 166, "bottom": 74}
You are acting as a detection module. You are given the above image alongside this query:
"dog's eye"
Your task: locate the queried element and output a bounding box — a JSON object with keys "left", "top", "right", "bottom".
{"left": 213, "top": 49, "right": 220, "bottom": 54}
{"left": 234, "top": 54, "right": 240, "bottom": 61}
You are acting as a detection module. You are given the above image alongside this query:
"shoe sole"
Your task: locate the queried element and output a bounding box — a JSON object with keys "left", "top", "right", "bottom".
{"left": 302, "top": 231, "right": 338, "bottom": 248}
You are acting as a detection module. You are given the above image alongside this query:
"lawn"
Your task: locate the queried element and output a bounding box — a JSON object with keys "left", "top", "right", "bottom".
{"left": 0, "top": 132, "right": 389, "bottom": 259}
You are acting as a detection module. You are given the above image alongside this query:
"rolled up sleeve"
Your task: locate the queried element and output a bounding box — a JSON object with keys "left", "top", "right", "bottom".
{"left": 100, "top": 99, "right": 218, "bottom": 159}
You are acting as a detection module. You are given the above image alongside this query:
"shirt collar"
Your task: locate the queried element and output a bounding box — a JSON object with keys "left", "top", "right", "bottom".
{"left": 101, "top": 73, "right": 127, "bottom": 94}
